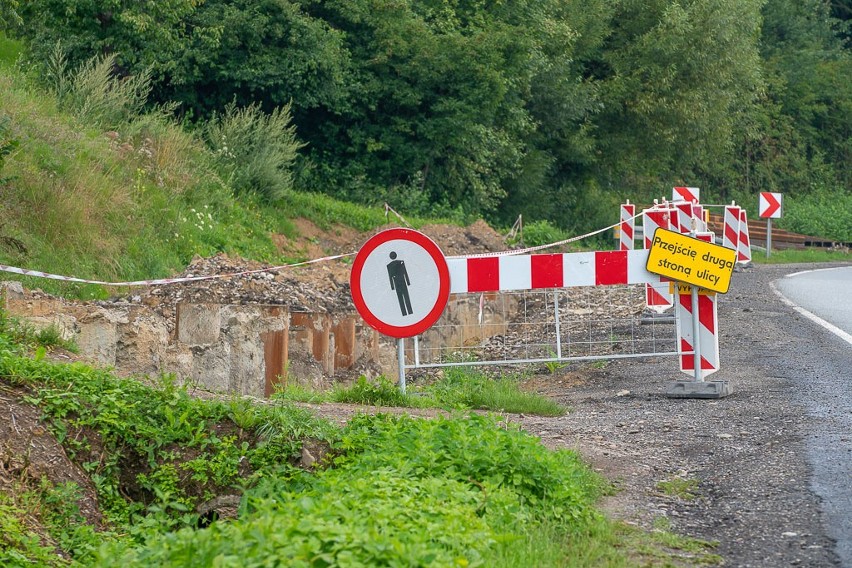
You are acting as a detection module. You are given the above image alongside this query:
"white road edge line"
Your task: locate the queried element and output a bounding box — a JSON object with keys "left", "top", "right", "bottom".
{"left": 782, "top": 266, "right": 844, "bottom": 279}
{"left": 770, "top": 279, "right": 852, "bottom": 347}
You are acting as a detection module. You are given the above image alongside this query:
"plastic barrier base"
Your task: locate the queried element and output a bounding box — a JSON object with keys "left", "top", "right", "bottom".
{"left": 665, "top": 380, "right": 732, "bottom": 399}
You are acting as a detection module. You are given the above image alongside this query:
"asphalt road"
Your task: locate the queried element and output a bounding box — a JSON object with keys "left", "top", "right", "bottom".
{"left": 772, "top": 264, "right": 852, "bottom": 566}
{"left": 774, "top": 266, "right": 852, "bottom": 340}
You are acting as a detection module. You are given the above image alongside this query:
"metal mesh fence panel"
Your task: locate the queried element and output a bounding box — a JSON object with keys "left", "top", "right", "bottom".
{"left": 408, "top": 285, "right": 679, "bottom": 369}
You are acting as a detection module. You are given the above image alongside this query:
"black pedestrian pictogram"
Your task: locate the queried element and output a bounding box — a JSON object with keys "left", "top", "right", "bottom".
{"left": 387, "top": 251, "right": 413, "bottom": 316}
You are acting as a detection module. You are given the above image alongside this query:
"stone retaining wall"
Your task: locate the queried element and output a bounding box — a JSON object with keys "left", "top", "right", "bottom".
{"left": 2, "top": 281, "right": 510, "bottom": 396}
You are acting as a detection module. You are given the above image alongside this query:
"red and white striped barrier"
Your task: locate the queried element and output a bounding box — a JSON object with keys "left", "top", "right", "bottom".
{"left": 642, "top": 208, "right": 674, "bottom": 312}
{"left": 673, "top": 202, "right": 693, "bottom": 234}
{"left": 737, "top": 209, "right": 752, "bottom": 264}
{"left": 447, "top": 249, "right": 662, "bottom": 294}
{"left": 722, "top": 205, "right": 741, "bottom": 252}
{"left": 674, "top": 231, "right": 719, "bottom": 378}
{"left": 672, "top": 186, "right": 700, "bottom": 204}
{"left": 675, "top": 289, "right": 719, "bottom": 378}
{"left": 693, "top": 204, "right": 708, "bottom": 233}
{"left": 620, "top": 202, "right": 635, "bottom": 250}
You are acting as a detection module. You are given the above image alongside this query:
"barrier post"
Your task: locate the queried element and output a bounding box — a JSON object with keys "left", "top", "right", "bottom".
{"left": 690, "top": 283, "right": 703, "bottom": 384}
{"left": 553, "top": 290, "right": 562, "bottom": 359}
{"left": 690, "top": 226, "right": 703, "bottom": 383}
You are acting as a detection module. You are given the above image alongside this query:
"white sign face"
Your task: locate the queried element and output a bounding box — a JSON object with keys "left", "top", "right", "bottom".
{"left": 357, "top": 239, "right": 443, "bottom": 328}
{"left": 351, "top": 229, "right": 450, "bottom": 337}
{"left": 759, "top": 192, "right": 783, "bottom": 219}
{"left": 673, "top": 186, "right": 700, "bottom": 204}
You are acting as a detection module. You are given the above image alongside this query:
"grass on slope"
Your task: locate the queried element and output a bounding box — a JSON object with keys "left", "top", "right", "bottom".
{"left": 0, "top": 34, "right": 447, "bottom": 301}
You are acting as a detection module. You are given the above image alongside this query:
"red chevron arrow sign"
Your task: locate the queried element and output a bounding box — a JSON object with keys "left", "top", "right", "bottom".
{"left": 759, "top": 192, "right": 783, "bottom": 219}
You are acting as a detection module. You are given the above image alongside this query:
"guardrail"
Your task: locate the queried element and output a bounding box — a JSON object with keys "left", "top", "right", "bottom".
{"left": 706, "top": 214, "right": 846, "bottom": 249}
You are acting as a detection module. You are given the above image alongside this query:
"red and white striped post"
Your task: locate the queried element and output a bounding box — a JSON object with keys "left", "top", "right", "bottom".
{"left": 674, "top": 202, "right": 693, "bottom": 234}
{"left": 620, "top": 201, "right": 635, "bottom": 251}
{"left": 643, "top": 206, "right": 674, "bottom": 312}
{"left": 722, "top": 204, "right": 741, "bottom": 253}
{"left": 692, "top": 204, "right": 707, "bottom": 233}
{"left": 675, "top": 289, "right": 719, "bottom": 380}
{"left": 675, "top": 231, "right": 720, "bottom": 381}
{"left": 738, "top": 209, "right": 752, "bottom": 264}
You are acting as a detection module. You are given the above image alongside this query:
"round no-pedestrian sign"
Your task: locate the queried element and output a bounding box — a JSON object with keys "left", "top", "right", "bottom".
{"left": 350, "top": 228, "right": 450, "bottom": 338}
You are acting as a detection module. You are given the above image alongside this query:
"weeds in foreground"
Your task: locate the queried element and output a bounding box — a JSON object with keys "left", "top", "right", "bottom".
{"left": 618, "top": 518, "right": 723, "bottom": 566}
{"left": 0, "top": 309, "right": 77, "bottom": 353}
{"left": 1, "top": 310, "right": 723, "bottom": 566}
{"left": 656, "top": 476, "right": 700, "bottom": 501}
{"left": 275, "top": 368, "right": 566, "bottom": 417}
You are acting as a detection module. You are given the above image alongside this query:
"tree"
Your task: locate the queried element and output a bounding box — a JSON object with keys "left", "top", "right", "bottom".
{"left": 18, "top": 0, "right": 203, "bottom": 74}
{"left": 757, "top": 0, "right": 852, "bottom": 191}
{"left": 0, "top": 0, "right": 20, "bottom": 29}
{"left": 591, "top": 0, "right": 765, "bottom": 200}
{"left": 300, "top": 0, "right": 612, "bottom": 219}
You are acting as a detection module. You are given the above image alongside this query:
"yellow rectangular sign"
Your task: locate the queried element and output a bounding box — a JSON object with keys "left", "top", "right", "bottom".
{"left": 646, "top": 228, "right": 736, "bottom": 293}
{"left": 670, "top": 282, "right": 716, "bottom": 296}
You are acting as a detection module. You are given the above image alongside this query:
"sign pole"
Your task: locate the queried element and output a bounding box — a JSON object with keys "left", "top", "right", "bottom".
{"left": 766, "top": 218, "right": 772, "bottom": 259}
{"left": 397, "top": 338, "right": 406, "bottom": 394}
{"left": 691, "top": 286, "right": 702, "bottom": 382}
{"left": 689, "top": 220, "right": 703, "bottom": 383}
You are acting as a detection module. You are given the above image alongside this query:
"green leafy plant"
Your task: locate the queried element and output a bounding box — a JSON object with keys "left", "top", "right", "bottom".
{"left": 0, "top": 498, "right": 61, "bottom": 567}
{"left": 544, "top": 350, "right": 567, "bottom": 374}
{"left": 205, "top": 101, "right": 303, "bottom": 202}
{"left": 331, "top": 375, "right": 411, "bottom": 407}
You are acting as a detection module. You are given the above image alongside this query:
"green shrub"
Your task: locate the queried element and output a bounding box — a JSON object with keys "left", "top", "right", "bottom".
{"left": 98, "top": 469, "right": 496, "bottom": 567}
{"left": 336, "top": 413, "right": 603, "bottom": 525}
{"left": 205, "top": 102, "right": 303, "bottom": 202}
{"left": 514, "top": 220, "right": 569, "bottom": 248}
{"left": 95, "top": 413, "right": 606, "bottom": 567}
{"left": 331, "top": 375, "right": 412, "bottom": 407}
{"left": 779, "top": 187, "right": 852, "bottom": 242}
{"left": 43, "top": 42, "right": 152, "bottom": 128}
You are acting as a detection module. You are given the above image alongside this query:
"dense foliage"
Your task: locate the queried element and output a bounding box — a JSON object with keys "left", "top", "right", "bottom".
{"left": 6, "top": 1, "right": 851, "bottom": 236}
{"left": 1, "top": 310, "right": 718, "bottom": 567}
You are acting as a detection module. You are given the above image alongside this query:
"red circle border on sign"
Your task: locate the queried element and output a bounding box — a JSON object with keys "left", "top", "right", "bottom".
{"left": 350, "top": 228, "right": 450, "bottom": 338}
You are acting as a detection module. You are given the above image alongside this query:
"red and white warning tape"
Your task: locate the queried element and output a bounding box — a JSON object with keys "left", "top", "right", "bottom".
{"left": 0, "top": 214, "right": 645, "bottom": 289}
{"left": 0, "top": 252, "right": 356, "bottom": 287}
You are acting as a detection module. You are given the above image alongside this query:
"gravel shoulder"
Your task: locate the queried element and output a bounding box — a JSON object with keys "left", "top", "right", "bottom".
{"left": 515, "top": 262, "right": 850, "bottom": 567}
